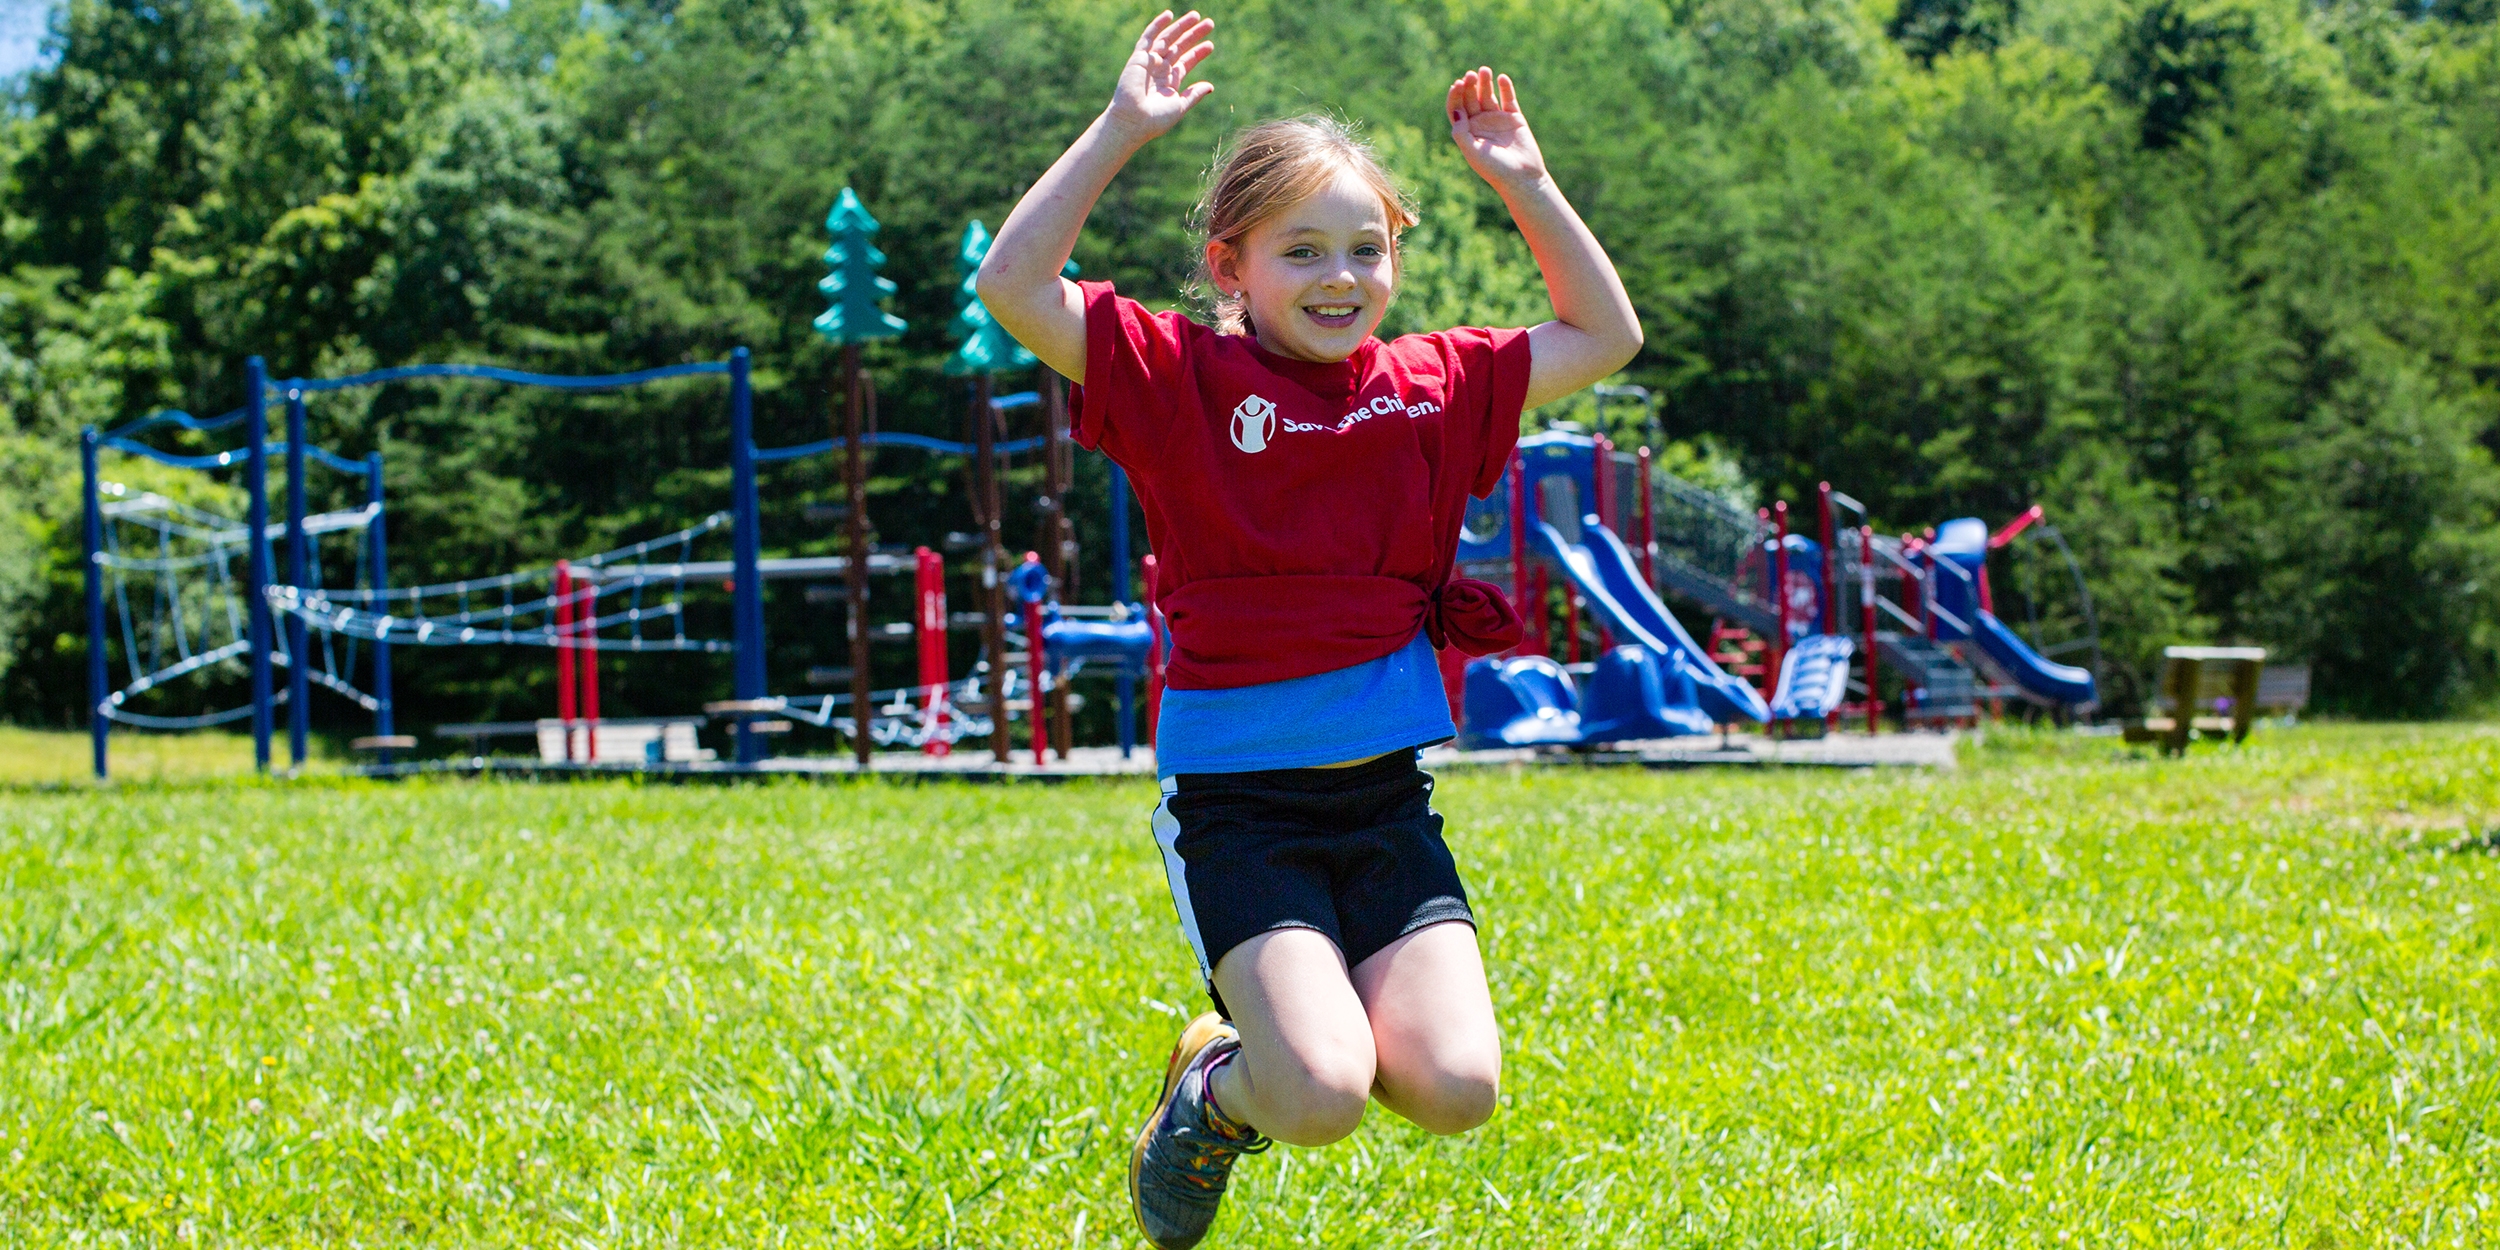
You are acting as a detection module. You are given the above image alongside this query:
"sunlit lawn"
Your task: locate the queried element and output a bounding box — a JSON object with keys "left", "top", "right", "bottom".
{"left": 0, "top": 727, "right": 284, "bottom": 787}
{"left": 1, "top": 723, "right": 2494, "bottom": 1246}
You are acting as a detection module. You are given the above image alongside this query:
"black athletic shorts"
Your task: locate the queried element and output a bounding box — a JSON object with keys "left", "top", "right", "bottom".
{"left": 1151, "top": 749, "right": 1475, "bottom": 1016}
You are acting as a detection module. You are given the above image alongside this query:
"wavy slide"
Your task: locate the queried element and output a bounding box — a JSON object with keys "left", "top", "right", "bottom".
{"left": 1528, "top": 517, "right": 1770, "bottom": 725}
{"left": 1970, "top": 609, "right": 2097, "bottom": 708}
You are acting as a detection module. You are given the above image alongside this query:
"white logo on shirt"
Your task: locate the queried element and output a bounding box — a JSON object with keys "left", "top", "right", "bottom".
{"left": 1282, "top": 393, "right": 1444, "bottom": 435}
{"left": 1230, "top": 394, "right": 1277, "bottom": 453}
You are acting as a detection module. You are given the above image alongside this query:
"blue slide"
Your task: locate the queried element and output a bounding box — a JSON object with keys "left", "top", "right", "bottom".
{"left": 1970, "top": 609, "right": 2097, "bottom": 707}
{"left": 1928, "top": 516, "right": 2096, "bottom": 709}
{"left": 1529, "top": 516, "right": 1770, "bottom": 725}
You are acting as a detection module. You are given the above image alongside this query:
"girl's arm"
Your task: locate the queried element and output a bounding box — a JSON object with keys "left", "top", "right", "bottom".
{"left": 975, "top": 11, "right": 1216, "bottom": 384}
{"left": 1445, "top": 68, "right": 1644, "bottom": 409}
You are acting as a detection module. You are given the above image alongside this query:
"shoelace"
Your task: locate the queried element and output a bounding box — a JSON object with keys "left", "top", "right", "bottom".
{"left": 1153, "top": 1122, "right": 1272, "bottom": 1195}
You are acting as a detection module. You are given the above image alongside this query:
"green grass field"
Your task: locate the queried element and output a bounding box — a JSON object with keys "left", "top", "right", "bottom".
{"left": 0, "top": 727, "right": 316, "bottom": 787}
{"left": 2, "top": 725, "right": 2494, "bottom": 1247}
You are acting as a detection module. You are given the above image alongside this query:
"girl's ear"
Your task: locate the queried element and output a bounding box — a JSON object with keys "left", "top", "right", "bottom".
{"left": 1205, "top": 239, "right": 1240, "bottom": 295}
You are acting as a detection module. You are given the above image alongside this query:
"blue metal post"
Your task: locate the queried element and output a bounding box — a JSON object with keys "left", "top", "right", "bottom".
{"left": 285, "top": 387, "right": 310, "bottom": 768}
{"left": 1110, "top": 463, "right": 1134, "bottom": 759}
{"left": 367, "top": 450, "right": 394, "bottom": 763}
{"left": 245, "top": 358, "right": 273, "bottom": 772}
{"left": 727, "top": 347, "right": 767, "bottom": 763}
{"left": 83, "top": 427, "right": 107, "bottom": 779}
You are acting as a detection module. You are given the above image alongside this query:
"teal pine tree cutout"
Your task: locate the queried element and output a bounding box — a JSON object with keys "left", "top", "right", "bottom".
{"left": 813, "top": 188, "right": 908, "bottom": 345}
{"left": 944, "top": 220, "right": 1077, "bottom": 376}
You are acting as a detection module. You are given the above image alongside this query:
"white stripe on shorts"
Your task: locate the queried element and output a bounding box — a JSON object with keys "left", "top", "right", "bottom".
{"left": 1150, "top": 776, "right": 1212, "bottom": 986}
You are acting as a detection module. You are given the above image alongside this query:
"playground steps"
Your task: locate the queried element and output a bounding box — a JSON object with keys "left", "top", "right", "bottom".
{"left": 1877, "top": 631, "right": 1979, "bottom": 722}
{"left": 1707, "top": 622, "right": 1769, "bottom": 686}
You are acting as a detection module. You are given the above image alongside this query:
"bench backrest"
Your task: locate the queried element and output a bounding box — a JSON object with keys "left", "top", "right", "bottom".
{"left": 2255, "top": 664, "right": 2310, "bottom": 711}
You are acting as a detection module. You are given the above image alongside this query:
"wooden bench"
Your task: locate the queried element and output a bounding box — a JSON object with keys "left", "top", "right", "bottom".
{"left": 434, "top": 717, "right": 714, "bottom": 764}
{"left": 2256, "top": 663, "right": 2311, "bottom": 720}
{"left": 535, "top": 718, "right": 713, "bottom": 763}
{"left": 2122, "top": 646, "right": 2266, "bottom": 754}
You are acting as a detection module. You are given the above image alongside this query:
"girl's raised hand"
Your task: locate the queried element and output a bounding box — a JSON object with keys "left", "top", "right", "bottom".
{"left": 1105, "top": 11, "right": 1215, "bottom": 145}
{"left": 1447, "top": 68, "right": 1548, "bottom": 192}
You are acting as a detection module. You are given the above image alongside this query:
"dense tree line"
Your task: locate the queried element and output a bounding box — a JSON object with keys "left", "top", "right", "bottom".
{"left": 1, "top": 0, "right": 2494, "bottom": 733}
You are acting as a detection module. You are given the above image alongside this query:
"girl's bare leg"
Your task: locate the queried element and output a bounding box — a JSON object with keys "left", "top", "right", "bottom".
{"left": 1207, "top": 928, "right": 1376, "bottom": 1146}
{"left": 1351, "top": 920, "right": 1501, "bottom": 1135}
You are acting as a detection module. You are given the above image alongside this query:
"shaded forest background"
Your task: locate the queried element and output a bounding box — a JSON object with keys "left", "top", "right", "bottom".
{"left": 1, "top": 0, "right": 2496, "bottom": 733}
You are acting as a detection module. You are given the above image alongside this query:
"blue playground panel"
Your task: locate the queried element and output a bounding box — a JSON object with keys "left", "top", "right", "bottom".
{"left": 1767, "top": 633, "right": 1855, "bottom": 721}
{"left": 1041, "top": 616, "right": 1155, "bottom": 670}
{"left": 1758, "top": 533, "right": 1827, "bottom": 640}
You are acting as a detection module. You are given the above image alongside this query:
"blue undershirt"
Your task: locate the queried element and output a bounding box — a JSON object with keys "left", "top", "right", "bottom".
{"left": 1152, "top": 631, "right": 1456, "bottom": 778}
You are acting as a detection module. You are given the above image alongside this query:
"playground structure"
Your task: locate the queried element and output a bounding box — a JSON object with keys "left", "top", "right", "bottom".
{"left": 81, "top": 192, "right": 1168, "bottom": 780}
{"left": 80, "top": 186, "right": 2096, "bottom": 779}
{"left": 80, "top": 353, "right": 1166, "bottom": 779}
{"left": 1452, "top": 409, "right": 2101, "bottom": 750}
{"left": 83, "top": 355, "right": 746, "bottom": 779}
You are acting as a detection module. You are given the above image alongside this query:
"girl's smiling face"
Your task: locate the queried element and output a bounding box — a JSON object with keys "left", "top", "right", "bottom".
{"left": 1208, "top": 164, "right": 1397, "bottom": 363}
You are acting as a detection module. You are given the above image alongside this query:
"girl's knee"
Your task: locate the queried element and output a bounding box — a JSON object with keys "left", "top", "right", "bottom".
{"left": 1257, "top": 1056, "right": 1372, "bottom": 1146}
{"left": 1398, "top": 1060, "right": 1500, "bottom": 1136}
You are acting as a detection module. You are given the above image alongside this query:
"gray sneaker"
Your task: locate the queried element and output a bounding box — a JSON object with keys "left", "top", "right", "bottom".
{"left": 1129, "top": 1012, "right": 1269, "bottom": 1249}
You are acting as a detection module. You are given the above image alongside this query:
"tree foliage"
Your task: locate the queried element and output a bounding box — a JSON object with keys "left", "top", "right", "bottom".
{"left": 3, "top": 0, "right": 2496, "bottom": 726}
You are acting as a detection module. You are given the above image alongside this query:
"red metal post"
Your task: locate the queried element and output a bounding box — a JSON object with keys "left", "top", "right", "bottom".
{"left": 1563, "top": 586, "right": 1581, "bottom": 664}
{"left": 1508, "top": 453, "right": 1529, "bottom": 653}
{"left": 1530, "top": 564, "right": 1549, "bottom": 657}
{"left": 1817, "top": 482, "right": 1836, "bottom": 636}
{"left": 1902, "top": 532, "right": 1925, "bottom": 725}
{"left": 1591, "top": 433, "right": 1612, "bottom": 530}
{"left": 1861, "top": 524, "right": 1879, "bottom": 735}
{"left": 1987, "top": 504, "right": 2044, "bottom": 549}
{"left": 1904, "top": 534, "right": 1927, "bottom": 637}
{"left": 581, "top": 579, "right": 599, "bottom": 762}
{"left": 1771, "top": 502, "right": 1791, "bottom": 690}
{"left": 554, "top": 560, "right": 575, "bottom": 762}
{"left": 916, "top": 545, "right": 950, "bottom": 757}
{"left": 1636, "top": 445, "right": 1656, "bottom": 585}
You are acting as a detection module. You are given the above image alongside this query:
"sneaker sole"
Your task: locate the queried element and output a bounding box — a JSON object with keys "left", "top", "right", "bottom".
{"left": 1129, "top": 1011, "right": 1235, "bottom": 1247}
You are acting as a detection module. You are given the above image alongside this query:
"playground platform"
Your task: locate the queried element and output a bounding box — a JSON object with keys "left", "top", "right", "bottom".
{"left": 1427, "top": 731, "right": 1959, "bottom": 771}
{"left": 347, "top": 731, "right": 1959, "bottom": 781}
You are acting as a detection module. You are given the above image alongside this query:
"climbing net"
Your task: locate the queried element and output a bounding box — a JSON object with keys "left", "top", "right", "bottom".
{"left": 95, "top": 474, "right": 735, "bottom": 728}
{"left": 94, "top": 481, "right": 382, "bottom": 728}
{"left": 265, "top": 512, "right": 734, "bottom": 652}
{"left": 769, "top": 672, "right": 1002, "bottom": 747}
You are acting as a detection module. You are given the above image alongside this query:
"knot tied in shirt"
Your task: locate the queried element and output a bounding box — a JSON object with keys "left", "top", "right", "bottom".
{"left": 1423, "top": 577, "right": 1524, "bottom": 656}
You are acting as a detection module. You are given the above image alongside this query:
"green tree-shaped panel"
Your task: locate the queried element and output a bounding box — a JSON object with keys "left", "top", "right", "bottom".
{"left": 943, "top": 219, "right": 1077, "bottom": 377}
{"left": 813, "top": 188, "right": 907, "bottom": 345}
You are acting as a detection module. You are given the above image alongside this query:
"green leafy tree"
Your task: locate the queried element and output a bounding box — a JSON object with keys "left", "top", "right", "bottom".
{"left": 3, "top": 0, "right": 2499, "bottom": 723}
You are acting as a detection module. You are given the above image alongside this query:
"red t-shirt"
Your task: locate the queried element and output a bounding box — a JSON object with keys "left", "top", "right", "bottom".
{"left": 1070, "top": 280, "right": 1532, "bottom": 690}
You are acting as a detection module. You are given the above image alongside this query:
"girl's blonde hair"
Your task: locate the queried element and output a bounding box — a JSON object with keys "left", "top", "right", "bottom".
{"left": 1189, "top": 115, "right": 1419, "bottom": 336}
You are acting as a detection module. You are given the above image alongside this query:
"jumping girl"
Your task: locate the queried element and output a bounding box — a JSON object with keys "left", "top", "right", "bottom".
{"left": 976, "top": 12, "right": 1642, "bottom": 1246}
